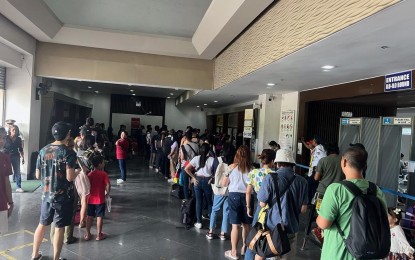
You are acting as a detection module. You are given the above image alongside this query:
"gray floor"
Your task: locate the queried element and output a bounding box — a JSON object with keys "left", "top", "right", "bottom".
{"left": 1, "top": 158, "right": 321, "bottom": 260}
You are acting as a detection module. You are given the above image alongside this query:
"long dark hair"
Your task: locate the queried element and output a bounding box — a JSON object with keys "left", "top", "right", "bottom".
{"left": 221, "top": 143, "right": 235, "bottom": 164}
{"left": 81, "top": 135, "right": 95, "bottom": 150}
{"left": 199, "top": 143, "right": 211, "bottom": 168}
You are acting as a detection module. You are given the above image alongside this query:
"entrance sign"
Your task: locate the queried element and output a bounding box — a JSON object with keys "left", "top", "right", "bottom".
{"left": 382, "top": 117, "right": 412, "bottom": 125}
{"left": 383, "top": 117, "right": 392, "bottom": 125}
{"left": 341, "top": 118, "right": 361, "bottom": 125}
{"left": 385, "top": 70, "right": 412, "bottom": 92}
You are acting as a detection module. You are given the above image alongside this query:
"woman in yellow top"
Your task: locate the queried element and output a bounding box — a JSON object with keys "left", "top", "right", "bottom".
{"left": 244, "top": 149, "right": 276, "bottom": 260}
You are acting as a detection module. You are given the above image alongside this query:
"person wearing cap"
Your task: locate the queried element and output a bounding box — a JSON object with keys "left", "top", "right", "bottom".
{"left": 254, "top": 149, "right": 308, "bottom": 260}
{"left": 0, "top": 126, "right": 13, "bottom": 236}
{"left": 32, "top": 121, "right": 78, "bottom": 260}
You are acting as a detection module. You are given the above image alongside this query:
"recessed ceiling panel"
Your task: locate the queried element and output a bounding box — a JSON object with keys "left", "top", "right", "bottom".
{"left": 43, "top": 0, "right": 212, "bottom": 37}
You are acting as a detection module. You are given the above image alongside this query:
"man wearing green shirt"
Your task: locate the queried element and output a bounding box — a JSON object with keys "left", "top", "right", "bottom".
{"left": 316, "top": 147, "right": 387, "bottom": 260}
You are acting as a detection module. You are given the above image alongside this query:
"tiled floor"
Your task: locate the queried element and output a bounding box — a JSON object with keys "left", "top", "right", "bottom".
{"left": 2, "top": 157, "right": 321, "bottom": 260}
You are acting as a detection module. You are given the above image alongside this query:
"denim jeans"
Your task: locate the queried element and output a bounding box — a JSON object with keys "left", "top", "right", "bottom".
{"left": 11, "top": 155, "right": 21, "bottom": 188}
{"left": 180, "top": 168, "right": 190, "bottom": 200}
{"left": 209, "top": 194, "right": 229, "bottom": 234}
{"left": 194, "top": 177, "right": 213, "bottom": 223}
{"left": 244, "top": 204, "right": 261, "bottom": 260}
{"left": 118, "top": 159, "right": 127, "bottom": 181}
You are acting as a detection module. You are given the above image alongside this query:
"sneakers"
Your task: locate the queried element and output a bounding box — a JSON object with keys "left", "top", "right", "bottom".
{"left": 155, "top": 168, "right": 159, "bottom": 173}
{"left": 206, "top": 232, "right": 214, "bottom": 240}
{"left": 219, "top": 233, "right": 226, "bottom": 241}
{"left": 149, "top": 165, "right": 153, "bottom": 169}
{"left": 194, "top": 223, "right": 202, "bottom": 229}
{"left": 116, "top": 179, "right": 125, "bottom": 184}
{"left": 167, "top": 178, "right": 175, "bottom": 184}
{"left": 16, "top": 188, "right": 25, "bottom": 193}
{"left": 311, "top": 227, "right": 324, "bottom": 245}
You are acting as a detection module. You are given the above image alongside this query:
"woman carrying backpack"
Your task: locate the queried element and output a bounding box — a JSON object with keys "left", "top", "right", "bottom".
{"left": 222, "top": 145, "right": 253, "bottom": 260}
{"left": 206, "top": 143, "right": 236, "bottom": 240}
{"left": 185, "top": 143, "right": 215, "bottom": 229}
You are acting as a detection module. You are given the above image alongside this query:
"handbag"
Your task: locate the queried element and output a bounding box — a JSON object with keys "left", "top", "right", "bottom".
{"left": 246, "top": 173, "right": 295, "bottom": 258}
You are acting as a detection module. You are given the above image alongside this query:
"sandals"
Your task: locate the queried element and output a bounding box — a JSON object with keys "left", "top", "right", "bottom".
{"left": 84, "top": 234, "right": 91, "bottom": 241}
{"left": 224, "top": 250, "right": 238, "bottom": 260}
{"left": 96, "top": 232, "right": 107, "bottom": 241}
{"left": 79, "top": 221, "right": 85, "bottom": 228}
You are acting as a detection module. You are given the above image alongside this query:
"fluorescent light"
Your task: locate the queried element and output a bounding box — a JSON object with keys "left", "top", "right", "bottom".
{"left": 132, "top": 93, "right": 136, "bottom": 96}
{"left": 204, "top": 104, "right": 207, "bottom": 106}
{"left": 87, "top": 86, "right": 92, "bottom": 89}
{"left": 267, "top": 83, "right": 275, "bottom": 86}
{"left": 323, "top": 69, "right": 331, "bottom": 72}
{"left": 196, "top": 105, "right": 200, "bottom": 108}
{"left": 167, "top": 97, "right": 171, "bottom": 99}
{"left": 321, "top": 65, "right": 335, "bottom": 70}
{"left": 130, "top": 90, "right": 134, "bottom": 92}
{"left": 213, "top": 100, "right": 218, "bottom": 103}
{"left": 94, "top": 90, "right": 99, "bottom": 93}
{"left": 170, "top": 93, "right": 174, "bottom": 96}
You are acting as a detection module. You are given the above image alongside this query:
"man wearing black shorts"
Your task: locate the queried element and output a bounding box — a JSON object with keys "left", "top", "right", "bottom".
{"left": 32, "top": 122, "right": 78, "bottom": 260}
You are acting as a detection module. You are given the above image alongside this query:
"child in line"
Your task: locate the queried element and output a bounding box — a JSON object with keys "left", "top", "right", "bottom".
{"left": 85, "top": 154, "right": 110, "bottom": 241}
{"left": 388, "top": 208, "right": 414, "bottom": 260}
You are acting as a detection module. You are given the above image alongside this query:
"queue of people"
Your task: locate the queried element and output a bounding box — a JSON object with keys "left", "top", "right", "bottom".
{"left": 1, "top": 117, "right": 414, "bottom": 260}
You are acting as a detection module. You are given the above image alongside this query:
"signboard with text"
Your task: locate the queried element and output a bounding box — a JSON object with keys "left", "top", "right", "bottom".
{"left": 385, "top": 70, "right": 412, "bottom": 92}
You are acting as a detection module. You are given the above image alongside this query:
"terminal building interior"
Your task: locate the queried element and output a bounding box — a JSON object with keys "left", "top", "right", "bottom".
{"left": 1, "top": 0, "right": 415, "bottom": 259}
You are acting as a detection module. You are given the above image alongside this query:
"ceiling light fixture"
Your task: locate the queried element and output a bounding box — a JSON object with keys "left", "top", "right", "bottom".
{"left": 321, "top": 65, "right": 335, "bottom": 70}
{"left": 323, "top": 69, "right": 331, "bottom": 72}
{"left": 204, "top": 104, "right": 207, "bottom": 106}
{"left": 267, "top": 83, "right": 275, "bottom": 86}
{"left": 87, "top": 86, "right": 92, "bottom": 89}
{"left": 196, "top": 105, "right": 200, "bottom": 108}
{"left": 170, "top": 93, "right": 174, "bottom": 96}
{"left": 167, "top": 97, "right": 171, "bottom": 99}
{"left": 130, "top": 90, "right": 134, "bottom": 92}
{"left": 132, "top": 93, "right": 136, "bottom": 96}
{"left": 213, "top": 100, "right": 218, "bottom": 103}
{"left": 94, "top": 90, "right": 99, "bottom": 94}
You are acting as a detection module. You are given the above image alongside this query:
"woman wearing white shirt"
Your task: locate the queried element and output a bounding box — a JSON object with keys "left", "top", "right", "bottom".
{"left": 222, "top": 145, "right": 253, "bottom": 260}
{"left": 185, "top": 143, "right": 215, "bottom": 229}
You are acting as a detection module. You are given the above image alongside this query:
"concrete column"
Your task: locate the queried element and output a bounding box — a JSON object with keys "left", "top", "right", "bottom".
{"left": 256, "top": 94, "right": 282, "bottom": 157}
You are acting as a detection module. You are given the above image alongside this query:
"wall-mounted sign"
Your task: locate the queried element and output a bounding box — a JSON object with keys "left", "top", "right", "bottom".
{"left": 394, "top": 117, "right": 412, "bottom": 125}
{"left": 341, "top": 118, "right": 361, "bottom": 125}
{"left": 382, "top": 117, "right": 412, "bottom": 125}
{"left": 385, "top": 70, "right": 412, "bottom": 92}
{"left": 341, "top": 111, "right": 353, "bottom": 117}
{"left": 243, "top": 132, "right": 252, "bottom": 138}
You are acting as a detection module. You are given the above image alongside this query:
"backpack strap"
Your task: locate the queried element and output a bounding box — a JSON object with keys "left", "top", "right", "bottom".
{"left": 339, "top": 180, "right": 363, "bottom": 197}
{"left": 269, "top": 173, "right": 296, "bottom": 219}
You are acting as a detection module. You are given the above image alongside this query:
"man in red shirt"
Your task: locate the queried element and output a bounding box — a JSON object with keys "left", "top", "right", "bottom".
{"left": 85, "top": 154, "right": 110, "bottom": 241}
{"left": 115, "top": 131, "right": 129, "bottom": 184}
{"left": 0, "top": 126, "right": 13, "bottom": 235}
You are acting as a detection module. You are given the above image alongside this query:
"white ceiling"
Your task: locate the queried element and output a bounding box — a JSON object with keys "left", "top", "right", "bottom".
{"left": 214, "top": 0, "right": 415, "bottom": 100}
{"left": 49, "top": 78, "right": 184, "bottom": 99}
{"left": 42, "top": 0, "right": 212, "bottom": 38}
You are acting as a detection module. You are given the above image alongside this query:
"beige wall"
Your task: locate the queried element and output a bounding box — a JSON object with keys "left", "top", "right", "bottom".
{"left": 214, "top": 0, "right": 399, "bottom": 89}
{"left": 35, "top": 42, "right": 213, "bottom": 90}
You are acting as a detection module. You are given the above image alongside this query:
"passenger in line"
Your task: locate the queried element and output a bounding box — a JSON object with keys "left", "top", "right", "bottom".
{"left": 307, "top": 135, "right": 326, "bottom": 204}
{"left": 255, "top": 149, "right": 308, "bottom": 260}
{"left": 179, "top": 130, "right": 199, "bottom": 200}
{"left": 387, "top": 208, "right": 414, "bottom": 259}
{"left": 85, "top": 154, "right": 110, "bottom": 241}
{"left": 0, "top": 127, "right": 13, "bottom": 236}
{"left": 316, "top": 147, "right": 387, "bottom": 259}
{"left": 185, "top": 143, "right": 214, "bottom": 229}
{"left": 32, "top": 122, "right": 78, "bottom": 260}
{"left": 268, "top": 140, "right": 280, "bottom": 152}
{"left": 4, "top": 125, "right": 25, "bottom": 192}
{"left": 311, "top": 143, "right": 344, "bottom": 244}
{"left": 116, "top": 131, "right": 129, "bottom": 184}
{"left": 244, "top": 149, "right": 276, "bottom": 260}
{"left": 222, "top": 145, "right": 253, "bottom": 260}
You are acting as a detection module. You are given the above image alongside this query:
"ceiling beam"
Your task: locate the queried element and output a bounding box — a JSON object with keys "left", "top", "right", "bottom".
{"left": 192, "top": 0, "right": 274, "bottom": 59}
{"left": 0, "top": 42, "right": 22, "bottom": 68}
{"left": 0, "top": 0, "right": 62, "bottom": 40}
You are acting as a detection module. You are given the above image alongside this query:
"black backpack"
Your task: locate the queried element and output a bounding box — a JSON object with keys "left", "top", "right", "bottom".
{"left": 162, "top": 136, "right": 174, "bottom": 155}
{"left": 180, "top": 197, "right": 195, "bottom": 229}
{"left": 335, "top": 181, "right": 390, "bottom": 259}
